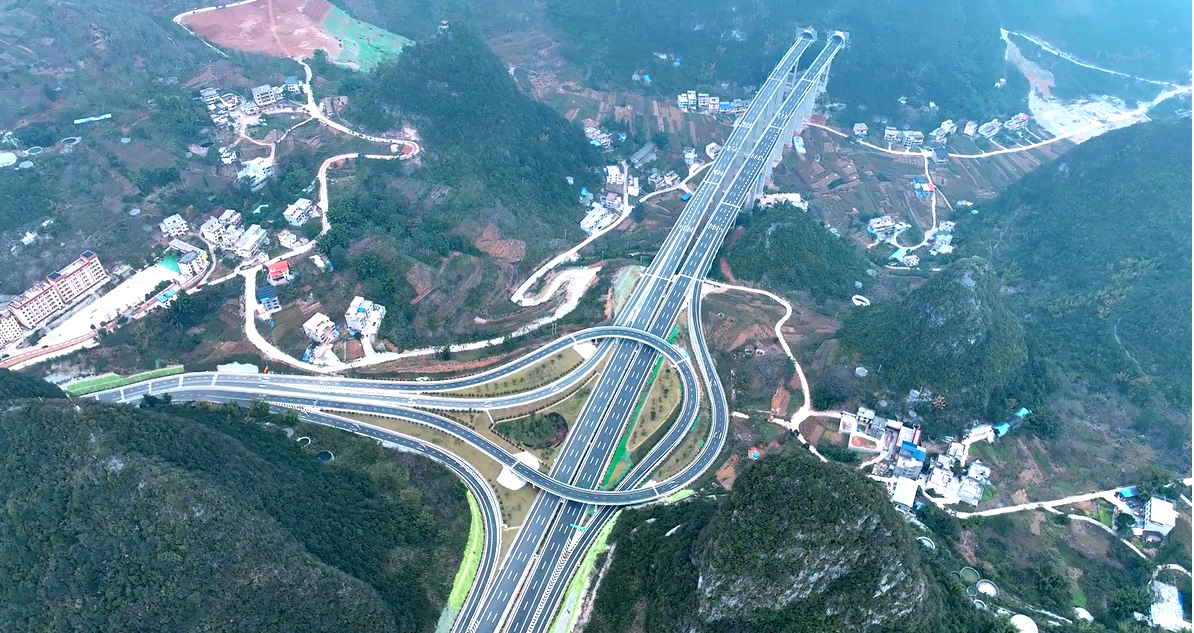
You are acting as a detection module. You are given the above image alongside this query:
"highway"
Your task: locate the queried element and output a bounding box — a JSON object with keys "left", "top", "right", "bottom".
{"left": 468, "top": 30, "right": 825, "bottom": 633}
{"left": 500, "top": 33, "right": 848, "bottom": 633}
{"left": 298, "top": 408, "right": 503, "bottom": 626}
{"left": 84, "top": 28, "right": 848, "bottom": 633}
{"left": 489, "top": 32, "right": 846, "bottom": 633}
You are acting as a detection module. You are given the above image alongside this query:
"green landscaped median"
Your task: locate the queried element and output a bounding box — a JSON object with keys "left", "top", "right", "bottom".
{"left": 599, "top": 326, "right": 680, "bottom": 489}
{"left": 447, "top": 492, "right": 485, "bottom": 612}
{"left": 548, "top": 512, "right": 619, "bottom": 633}
{"left": 62, "top": 365, "right": 185, "bottom": 396}
{"left": 664, "top": 489, "right": 696, "bottom": 503}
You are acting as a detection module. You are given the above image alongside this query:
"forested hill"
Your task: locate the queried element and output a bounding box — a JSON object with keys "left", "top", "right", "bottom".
{"left": 0, "top": 370, "right": 468, "bottom": 632}
{"left": 585, "top": 450, "right": 1018, "bottom": 633}
{"left": 837, "top": 257, "right": 1030, "bottom": 426}
{"left": 958, "top": 119, "right": 1192, "bottom": 413}
{"left": 723, "top": 202, "right": 872, "bottom": 303}
{"left": 339, "top": 27, "right": 602, "bottom": 217}
{"left": 544, "top": 0, "right": 1022, "bottom": 120}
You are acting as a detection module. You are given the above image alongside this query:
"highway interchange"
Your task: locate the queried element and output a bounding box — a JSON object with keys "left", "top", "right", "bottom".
{"left": 88, "top": 30, "right": 847, "bottom": 633}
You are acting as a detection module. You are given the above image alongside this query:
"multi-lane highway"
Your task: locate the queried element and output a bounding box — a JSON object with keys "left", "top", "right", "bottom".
{"left": 87, "top": 29, "right": 848, "bottom": 633}
{"left": 472, "top": 30, "right": 827, "bottom": 633}
{"left": 497, "top": 33, "right": 849, "bottom": 633}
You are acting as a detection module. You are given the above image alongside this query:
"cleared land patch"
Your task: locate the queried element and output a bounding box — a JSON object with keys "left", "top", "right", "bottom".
{"left": 179, "top": 0, "right": 408, "bottom": 71}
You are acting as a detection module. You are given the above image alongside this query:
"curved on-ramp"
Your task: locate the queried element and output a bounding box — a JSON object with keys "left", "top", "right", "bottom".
{"left": 91, "top": 326, "right": 722, "bottom": 506}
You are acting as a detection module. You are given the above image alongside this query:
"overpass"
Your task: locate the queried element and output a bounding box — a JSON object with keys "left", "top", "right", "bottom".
{"left": 483, "top": 31, "right": 848, "bottom": 633}
{"left": 86, "top": 29, "right": 849, "bottom": 633}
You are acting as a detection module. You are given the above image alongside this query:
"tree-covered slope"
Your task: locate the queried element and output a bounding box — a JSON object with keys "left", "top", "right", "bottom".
{"left": 0, "top": 377, "right": 468, "bottom": 632}
{"left": 338, "top": 27, "right": 602, "bottom": 219}
{"left": 723, "top": 202, "right": 872, "bottom": 303}
{"left": 958, "top": 119, "right": 1192, "bottom": 410}
{"left": 545, "top": 0, "right": 1021, "bottom": 120}
{"left": 586, "top": 450, "right": 1016, "bottom": 633}
{"left": 838, "top": 257, "right": 1028, "bottom": 410}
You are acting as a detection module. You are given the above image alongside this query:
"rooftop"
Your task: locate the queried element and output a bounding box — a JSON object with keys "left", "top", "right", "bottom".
{"left": 892, "top": 477, "right": 918, "bottom": 507}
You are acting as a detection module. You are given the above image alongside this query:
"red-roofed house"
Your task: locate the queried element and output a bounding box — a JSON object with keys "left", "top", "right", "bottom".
{"left": 266, "top": 261, "right": 292, "bottom": 286}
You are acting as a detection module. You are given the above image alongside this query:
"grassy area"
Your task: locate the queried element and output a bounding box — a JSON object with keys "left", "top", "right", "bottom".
{"left": 62, "top": 365, "right": 185, "bottom": 396}
{"left": 340, "top": 412, "right": 537, "bottom": 528}
{"left": 323, "top": 6, "right": 412, "bottom": 72}
{"left": 547, "top": 512, "right": 620, "bottom": 633}
{"left": 446, "top": 349, "right": 585, "bottom": 397}
{"left": 627, "top": 365, "right": 682, "bottom": 451}
{"left": 1095, "top": 503, "right": 1114, "bottom": 528}
{"left": 654, "top": 410, "right": 710, "bottom": 482}
{"left": 447, "top": 492, "right": 484, "bottom": 612}
{"left": 665, "top": 489, "right": 696, "bottom": 503}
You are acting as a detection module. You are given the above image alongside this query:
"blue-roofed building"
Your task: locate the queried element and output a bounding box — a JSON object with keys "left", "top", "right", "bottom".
{"left": 256, "top": 285, "right": 281, "bottom": 312}
{"left": 284, "top": 76, "right": 301, "bottom": 93}
{"left": 932, "top": 147, "right": 949, "bottom": 166}
{"left": 889, "top": 247, "right": 909, "bottom": 261}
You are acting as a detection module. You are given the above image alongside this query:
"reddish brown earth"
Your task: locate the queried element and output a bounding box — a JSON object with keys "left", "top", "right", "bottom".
{"left": 180, "top": 0, "right": 338, "bottom": 60}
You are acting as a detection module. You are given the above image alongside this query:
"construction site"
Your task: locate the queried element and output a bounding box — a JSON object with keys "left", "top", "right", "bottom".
{"left": 178, "top": 0, "right": 410, "bottom": 71}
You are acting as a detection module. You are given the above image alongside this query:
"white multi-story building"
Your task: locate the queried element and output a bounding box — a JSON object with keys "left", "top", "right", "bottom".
{"left": 233, "top": 224, "right": 268, "bottom": 259}
{"left": 48, "top": 250, "right": 109, "bottom": 305}
{"left": 604, "top": 165, "right": 625, "bottom": 187}
{"left": 159, "top": 214, "right": 189, "bottom": 237}
{"left": 251, "top": 84, "right": 278, "bottom": 107}
{"left": 200, "top": 217, "right": 225, "bottom": 244}
{"left": 302, "top": 312, "right": 338, "bottom": 343}
{"left": 8, "top": 281, "right": 65, "bottom": 328}
{"left": 1142, "top": 498, "right": 1177, "bottom": 538}
{"left": 0, "top": 310, "right": 22, "bottom": 344}
{"left": 283, "top": 198, "right": 317, "bottom": 227}
{"left": 977, "top": 119, "right": 1002, "bottom": 138}
{"left": 867, "top": 215, "right": 896, "bottom": 237}
{"left": 345, "top": 296, "right": 386, "bottom": 338}
{"left": 177, "top": 250, "right": 208, "bottom": 278}
{"left": 219, "top": 209, "right": 242, "bottom": 228}
{"left": 963, "top": 121, "right": 979, "bottom": 136}
{"left": 238, "top": 156, "right": 274, "bottom": 192}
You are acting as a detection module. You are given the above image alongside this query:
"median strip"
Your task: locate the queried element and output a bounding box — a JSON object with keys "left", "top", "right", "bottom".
{"left": 447, "top": 491, "right": 484, "bottom": 612}
{"left": 63, "top": 365, "right": 185, "bottom": 396}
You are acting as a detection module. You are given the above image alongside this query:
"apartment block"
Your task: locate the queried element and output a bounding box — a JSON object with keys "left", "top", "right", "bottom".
{"left": 8, "top": 281, "right": 65, "bottom": 328}
{"left": 302, "top": 312, "right": 338, "bottom": 343}
{"left": 233, "top": 224, "right": 268, "bottom": 259}
{"left": 251, "top": 84, "right": 278, "bottom": 107}
{"left": 283, "top": 198, "right": 317, "bottom": 227}
{"left": 345, "top": 296, "right": 386, "bottom": 338}
{"left": 47, "top": 251, "right": 109, "bottom": 305}
{"left": 159, "top": 214, "right": 189, "bottom": 237}
{"left": 0, "top": 310, "right": 22, "bottom": 345}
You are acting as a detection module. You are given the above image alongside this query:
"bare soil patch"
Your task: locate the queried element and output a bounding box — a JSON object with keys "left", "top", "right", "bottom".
{"left": 181, "top": 0, "right": 339, "bottom": 60}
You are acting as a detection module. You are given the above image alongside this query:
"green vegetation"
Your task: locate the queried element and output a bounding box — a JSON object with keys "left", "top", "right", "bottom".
{"left": 544, "top": 0, "right": 1025, "bottom": 122}
{"left": 494, "top": 411, "right": 568, "bottom": 449}
{"left": 998, "top": 0, "right": 1191, "bottom": 82}
{"left": 948, "top": 509, "right": 1162, "bottom": 631}
{"left": 447, "top": 492, "right": 485, "bottom": 611}
{"left": 838, "top": 258, "right": 1031, "bottom": 430}
{"left": 336, "top": 28, "right": 601, "bottom": 222}
{"left": 587, "top": 450, "right": 1017, "bottom": 633}
{"left": 0, "top": 369, "right": 65, "bottom": 403}
{"left": 959, "top": 119, "right": 1191, "bottom": 429}
{"left": 724, "top": 202, "right": 872, "bottom": 302}
{"left": 0, "top": 372, "right": 469, "bottom": 632}
{"left": 101, "top": 277, "right": 244, "bottom": 369}
{"left": 62, "top": 365, "right": 185, "bottom": 396}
